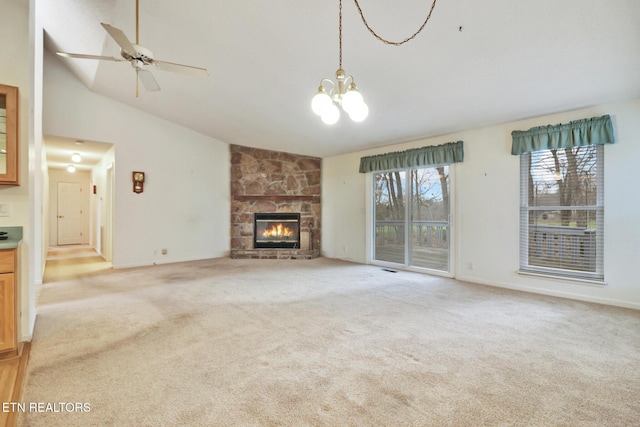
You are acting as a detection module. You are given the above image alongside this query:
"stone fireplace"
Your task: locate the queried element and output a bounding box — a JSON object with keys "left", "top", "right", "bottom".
{"left": 230, "top": 144, "right": 321, "bottom": 259}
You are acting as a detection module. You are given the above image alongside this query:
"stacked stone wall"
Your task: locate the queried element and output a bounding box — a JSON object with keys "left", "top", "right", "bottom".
{"left": 230, "top": 144, "right": 321, "bottom": 259}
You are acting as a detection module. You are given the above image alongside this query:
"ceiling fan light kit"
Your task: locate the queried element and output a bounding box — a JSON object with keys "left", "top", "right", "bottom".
{"left": 56, "top": 1, "right": 208, "bottom": 97}
{"left": 312, "top": 0, "right": 438, "bottom": 125}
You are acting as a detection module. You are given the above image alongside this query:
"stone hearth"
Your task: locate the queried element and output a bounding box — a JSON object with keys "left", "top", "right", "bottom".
{"left": 230, "top": 144, "right": 321, "bottom": 259}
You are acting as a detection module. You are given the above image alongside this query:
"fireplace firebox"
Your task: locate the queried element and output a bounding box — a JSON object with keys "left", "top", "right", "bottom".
{"left": 254, "top": 213, "right": 301, "bottom": 249}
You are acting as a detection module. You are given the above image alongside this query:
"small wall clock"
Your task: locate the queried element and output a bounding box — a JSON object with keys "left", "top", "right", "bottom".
{"left": 132, "top": 171, "right": 145, "bottom": 194}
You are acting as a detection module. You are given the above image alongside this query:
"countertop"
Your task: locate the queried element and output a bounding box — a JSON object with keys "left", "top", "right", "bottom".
{"left": 0, "top": 226, "right": 23, "bottom": 249}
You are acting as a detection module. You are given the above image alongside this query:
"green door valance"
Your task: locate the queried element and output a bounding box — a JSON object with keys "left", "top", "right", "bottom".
{"left": 511, "top": 114, "right": 614, "bottom": 155}
{"left": 359, "top": 141, "right": 464, "bottom": 173}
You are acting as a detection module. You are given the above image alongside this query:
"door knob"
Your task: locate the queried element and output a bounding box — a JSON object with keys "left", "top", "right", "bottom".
{"left": 58, "top": 215, "right": 64, "bottom": 218}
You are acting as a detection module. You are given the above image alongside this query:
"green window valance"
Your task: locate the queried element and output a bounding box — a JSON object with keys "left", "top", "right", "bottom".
{"left": 511, "top": 114, "right": 614, "bottom": 155}
{"left": 359, "top": 141, "right": 464, "bottom": 173}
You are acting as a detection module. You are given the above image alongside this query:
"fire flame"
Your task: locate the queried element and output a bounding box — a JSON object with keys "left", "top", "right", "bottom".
{"left": 262, "top": 223, "right": 294, "bottom": 238}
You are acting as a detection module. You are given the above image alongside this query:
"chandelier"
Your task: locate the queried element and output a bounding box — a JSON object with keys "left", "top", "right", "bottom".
{"left": 311, "top": 0, "right": 368, "bottom": 125}
{"left": 311, "top": 0, "right": 439, "bottom": 125}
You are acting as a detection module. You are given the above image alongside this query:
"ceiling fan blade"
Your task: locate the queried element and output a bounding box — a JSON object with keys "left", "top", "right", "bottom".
{"left": 152, "top": 60, "right": 209, "bottom": 78}
{"left": 137, "top": 69, "right": 160, "bottom": 92}
{"left": 101, "top": 23, "right": 136, "bottom": 54}
{"left": 56, "top": 52, "right": 125, "bottom": 62}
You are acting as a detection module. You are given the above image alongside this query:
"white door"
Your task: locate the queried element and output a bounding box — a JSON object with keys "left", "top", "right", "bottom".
{"left": 57, "top": 182, "right": 83, "bottom": 245}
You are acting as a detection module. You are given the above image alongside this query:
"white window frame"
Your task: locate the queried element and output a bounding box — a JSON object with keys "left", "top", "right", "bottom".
{"left": 367, "top": 164, "right": 455, "bottom": 278}
{"left": 519, "top": 145, "right": 604, "bottom": 283}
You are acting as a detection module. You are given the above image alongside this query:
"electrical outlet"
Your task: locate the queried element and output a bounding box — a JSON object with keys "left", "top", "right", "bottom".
{"left": 161, "top": 248, "right": 168, "bottom": 255}
{"left": 0, "top": 203, "right": 11, "bottom": 217}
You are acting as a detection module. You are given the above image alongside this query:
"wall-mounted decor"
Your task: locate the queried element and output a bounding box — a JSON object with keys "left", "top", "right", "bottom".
{"left": 132, "top": 171, "right": 145, "bottom": 194}
{"left": 0, "top": 84, "right": 19, "bottom": 185}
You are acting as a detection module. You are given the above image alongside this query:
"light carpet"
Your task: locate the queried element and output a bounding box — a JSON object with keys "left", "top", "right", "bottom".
{"left": 19, "top": 257, "right": 640, "bottom": 426}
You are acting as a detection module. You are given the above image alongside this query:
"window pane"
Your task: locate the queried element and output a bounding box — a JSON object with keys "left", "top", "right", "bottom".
{"left": 374, "top": 171, "right": 406, "bottom": 264}
{"left": 410, "top": 167, "right": 449, "bottom": 270}
{"left": 527, "top": 209, "right": 598, "bottom": 272}
{"left": 528, "top": 146, "right": 598, "bottom": 208}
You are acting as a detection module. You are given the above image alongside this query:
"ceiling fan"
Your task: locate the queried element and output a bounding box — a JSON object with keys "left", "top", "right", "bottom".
{"left": 56, "top": 0, "right": 208, "bottom": 96}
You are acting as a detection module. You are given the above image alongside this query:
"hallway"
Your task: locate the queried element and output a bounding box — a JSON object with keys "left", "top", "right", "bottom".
{"left": 43, "top": 245, "right": 112, "bottom": 283}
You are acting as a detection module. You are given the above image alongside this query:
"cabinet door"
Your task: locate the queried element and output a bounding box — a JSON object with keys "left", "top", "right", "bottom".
{"left": 0, "top": 249, "right": 14, "bottom": 273}
{"left": 0, "top": 273, "right": 15, "bottom": 352}
{"left": 0, "top": 84, "right": 20, "bottom": 185}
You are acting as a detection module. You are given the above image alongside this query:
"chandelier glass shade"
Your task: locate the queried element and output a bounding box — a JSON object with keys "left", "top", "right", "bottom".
{"left": 312, "top": 69, "right": 368, "bottom": 125}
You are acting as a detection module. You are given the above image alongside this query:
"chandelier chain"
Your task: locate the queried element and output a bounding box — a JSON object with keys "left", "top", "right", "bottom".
{"left": 352, "top": 0, "right": 438, "bottom": 46}
{"left": 339, "top": 0, "right": 343, "bottom": 69}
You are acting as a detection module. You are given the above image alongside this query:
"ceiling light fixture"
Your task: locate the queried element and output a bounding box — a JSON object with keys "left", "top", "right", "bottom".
{"left": 71, "top": 152, "right": 82, "bottom": 163}
{"left": 311, "top": 0, "right": 439, "bottom": 125}
{"left": 311, "top": 0, "right": 368, "bottom": 125}
{"left": 67, "top": 165, "right": 76, "bottom": 173}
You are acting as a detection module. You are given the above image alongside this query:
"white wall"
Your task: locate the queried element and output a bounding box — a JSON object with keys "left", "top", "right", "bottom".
{"left": 322, "top": 98, "right": 640, "bottom": 309}
{"left": 43, "top": 50, "right": 230, "bottom": 268}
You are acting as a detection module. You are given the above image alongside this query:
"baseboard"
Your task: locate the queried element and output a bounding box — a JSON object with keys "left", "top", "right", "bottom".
{"left": 456, "top": 274, "right": 640, "bottom": 310}
{"left": 113, "top": 255, "right": 227, "bottom": 270}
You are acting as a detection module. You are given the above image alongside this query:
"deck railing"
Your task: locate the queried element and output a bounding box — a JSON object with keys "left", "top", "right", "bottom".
{"left": 375, "top": 220, "right": 448, "bottom": 248}
{"left": 529, "top": 225, "right": 596, "bottom": 271}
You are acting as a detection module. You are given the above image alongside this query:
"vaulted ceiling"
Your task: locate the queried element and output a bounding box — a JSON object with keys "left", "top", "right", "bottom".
{"left": 40, "top": 0, "right": 640, "bottom": 158}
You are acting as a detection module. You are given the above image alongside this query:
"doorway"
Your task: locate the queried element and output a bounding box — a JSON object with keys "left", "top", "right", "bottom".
{"left": 372, "top": 165, "right": 453, "bottom": 274}
{"left": 44, "top": 136, "right": 114, "bottom": 259}
{"left": 103, "top": 165, "right": 114, "bottom": 262}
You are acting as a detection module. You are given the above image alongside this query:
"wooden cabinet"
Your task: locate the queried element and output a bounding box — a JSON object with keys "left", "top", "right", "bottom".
{"left": 0, "top": 249, "right": 16, "bottom": 353}
{"left": 0, "top": 84, "right": 20, "bottom": 185}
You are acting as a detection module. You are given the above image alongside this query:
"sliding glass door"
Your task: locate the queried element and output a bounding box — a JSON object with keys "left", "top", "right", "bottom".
{"left": 374, "top": 171, "right": 407, "bottom": 264}
{"left": 374, "top": 166, "right": 451, "bottom": 272}
{"left": 409, "top": 166, "right": 450, "bottom": 271}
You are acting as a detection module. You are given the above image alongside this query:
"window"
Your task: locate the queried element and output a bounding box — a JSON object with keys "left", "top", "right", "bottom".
{"left": 513, "top": 115, "right": 613, "bottom": 282}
